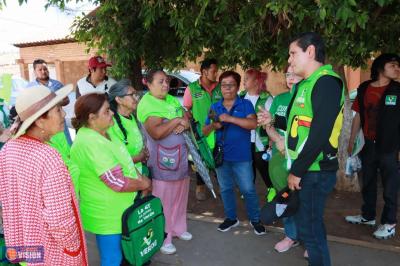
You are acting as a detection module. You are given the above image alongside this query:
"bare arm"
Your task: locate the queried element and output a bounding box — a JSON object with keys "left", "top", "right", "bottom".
{"left": 257, "top": 108, "right": 285, "bottom": 153}
{"left": 347, "top": 112, "right": 361, "bottom": 155}
{"left": 203, "top": 121, "right": 222, "bottom": 137}
{"left": 131, "top": 147, "right": 149, "bottom": 164}
{"left": 144, "top": 116, "right": 188, "bottom": 140}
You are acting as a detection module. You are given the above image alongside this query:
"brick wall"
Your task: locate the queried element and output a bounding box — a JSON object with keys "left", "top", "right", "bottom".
{"left": 62, "top": 60, "right": 89, "bottom": 89}
{"left": 17, "top": 41, "right": 371, "bottom": 93}
{"left": 17, "top": 42, "right": 97, "bottom": 88}
{"left": 19, "top": 42, "right": 95, "bottom": 63}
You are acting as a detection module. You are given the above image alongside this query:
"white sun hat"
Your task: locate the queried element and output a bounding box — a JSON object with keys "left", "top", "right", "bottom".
{"left": 14, "top": 84, "right": 73, "bottom": 138}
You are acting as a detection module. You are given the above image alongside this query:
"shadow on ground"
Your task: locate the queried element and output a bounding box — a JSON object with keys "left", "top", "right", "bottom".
{"left": 187, "top": 169, "right": 400, "bottom": 247}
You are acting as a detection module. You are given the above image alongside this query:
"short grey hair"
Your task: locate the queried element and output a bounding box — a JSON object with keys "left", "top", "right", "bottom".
{"left": 108, "top": 79, "right": 132, "bottom": 102}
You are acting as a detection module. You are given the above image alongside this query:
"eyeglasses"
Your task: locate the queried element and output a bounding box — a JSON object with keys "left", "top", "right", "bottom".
{"left": 122, "top": 92, "right": 138, "bottom": 99}
{"left": 122, "top": 92, "right": 136, "bottom": 98}
{"left": 285, "top": 72, "right": 302, "bottom": 80}
{"left": 285, "top": 72, "right": 294, "bottom": 78}
{"left": 221, "top": 83, "right": 237, "bottom": 89}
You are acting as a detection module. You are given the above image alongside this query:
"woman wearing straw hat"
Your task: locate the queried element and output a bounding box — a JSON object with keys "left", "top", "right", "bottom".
{"left": 0, "top": 85, "right": 88, "bottom": 265}
{"left": 70, "top": 93, "right": 151, "bottom": 266}
{"left": 107, "top": 79, "right": 149, "bottom": 176}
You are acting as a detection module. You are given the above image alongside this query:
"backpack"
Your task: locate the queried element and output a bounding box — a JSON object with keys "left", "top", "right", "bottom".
{"left": 121, "top": 194, "right": 165, "bottom": 266}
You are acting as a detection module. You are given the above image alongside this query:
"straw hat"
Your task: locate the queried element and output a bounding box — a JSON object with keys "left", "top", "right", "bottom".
{"left": 14, "top": 84, "right": 73, "bottom": 138}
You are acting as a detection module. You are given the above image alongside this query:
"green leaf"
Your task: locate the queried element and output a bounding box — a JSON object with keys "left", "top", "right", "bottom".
{"left": 320, "top": 8, "right": 326, "bottom": 20}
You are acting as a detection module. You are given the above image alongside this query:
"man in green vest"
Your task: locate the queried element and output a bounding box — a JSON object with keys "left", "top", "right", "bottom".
{"left": 286, "top": 32, "right": 344, "bottom": 266}
{"left": 183, "top": 58, "right": 222, "bottom": 200}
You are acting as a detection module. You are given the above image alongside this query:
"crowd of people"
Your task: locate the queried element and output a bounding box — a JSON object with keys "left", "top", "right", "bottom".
{"left": 0, "top": 31, "right": 399, "bottom": 266}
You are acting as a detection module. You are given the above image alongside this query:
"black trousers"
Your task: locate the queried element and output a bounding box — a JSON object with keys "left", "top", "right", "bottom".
{"left": 251, "top": 143, "right": 272, "bottom": 188}
{"left": 360, "top": 140, "right": 400, "bottom": 224}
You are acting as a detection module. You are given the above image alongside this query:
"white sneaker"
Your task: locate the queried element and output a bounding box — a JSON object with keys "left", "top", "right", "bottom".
{"left": 160, "top": 243, "right": 176, "bottom": 255}
{"left": 373, "top": 224, "right": 396, "bottom": 240}
{"left": 345, "top": 215, "right": 376, "bottom": 226}
{"left": 178, "top": 232, "right": 192, "bottom": 241}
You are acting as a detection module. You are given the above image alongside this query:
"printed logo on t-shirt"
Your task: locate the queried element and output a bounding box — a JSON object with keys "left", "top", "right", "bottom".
{"left": 276, "top": 105, "right": 288, "bottom": 117}
{"left": 385, "top": 95, "right": 397, "bottom": 106}
{"left": 166, "top": 105, "right": 180, "bottom": 117}
{"left": 193, "top": 92, "right": 204, "bottom": 99}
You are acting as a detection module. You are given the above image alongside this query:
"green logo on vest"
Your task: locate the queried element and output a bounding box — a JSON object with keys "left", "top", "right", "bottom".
{"left": 296, "top": 88, "right": 307, "bottom": 108}
{"left": 385, "top": 95, "right": 397, "bottom": 106}
{"left": 193, "top": 91, "right": 204, "bottom": 99}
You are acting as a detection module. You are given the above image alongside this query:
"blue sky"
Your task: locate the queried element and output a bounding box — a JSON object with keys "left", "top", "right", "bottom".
{"left": 0, "top": 0, "right": 95, "bottom": 52}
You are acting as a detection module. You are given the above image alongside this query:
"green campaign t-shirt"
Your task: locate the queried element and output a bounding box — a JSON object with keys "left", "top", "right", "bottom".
{"left": 70, "top": 127, "right": 138, "bottom": 234}
{"left": 108, "top": 114, "right": 144, "bottom": 173}
{"left": 49, "top": 132, "right": 70, "bottom": 162}
{"left": 269, "top": 91, "right": 292, "bottom": 140}
{"left": 268, "top": 91, "right": 292, "bottom": 191}
{"left": 49, "top": 132, "right": 80, "bottom": 192}
{"left": 137, "top": 92, "right": 183, "bottom": 123}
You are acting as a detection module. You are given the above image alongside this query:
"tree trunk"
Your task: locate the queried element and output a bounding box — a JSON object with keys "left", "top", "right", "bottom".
{"left": 334, "top": 65, "right": 360, "bottom": 192}
{"left": 336, "top": 96, "right": 361, "bottom": 192}
{"left": 128, "top": 58, "right": 144, "bottom": 91}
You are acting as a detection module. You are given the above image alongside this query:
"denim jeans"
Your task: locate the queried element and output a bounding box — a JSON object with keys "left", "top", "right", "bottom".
{"left": 216, "top": 160, "right": 260, "bottom": 222}
{"left": 295, "top": 171, "right": 336, "bottom": 266}
{"left": 96, "top": 234, "right": 122, "bottom": 266}
{"left": 360, "top": 140, "right": 399, "bottom": 224}
{"left": 283, "top": 216, "right": 297, "bottom": 240}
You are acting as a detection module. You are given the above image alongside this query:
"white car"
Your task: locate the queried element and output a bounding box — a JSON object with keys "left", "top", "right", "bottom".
{"left": 165, "top": 70, "right": 200, "bottom": 104}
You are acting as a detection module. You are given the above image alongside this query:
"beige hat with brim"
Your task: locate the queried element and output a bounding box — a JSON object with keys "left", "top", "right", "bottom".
{"left": 14, "top": 84, "right": 73, "bottom": 138}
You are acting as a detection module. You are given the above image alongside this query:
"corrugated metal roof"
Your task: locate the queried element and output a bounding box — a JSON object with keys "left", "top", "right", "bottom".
{"left": 13, "top": 38, "right": 76, "bottom": 48}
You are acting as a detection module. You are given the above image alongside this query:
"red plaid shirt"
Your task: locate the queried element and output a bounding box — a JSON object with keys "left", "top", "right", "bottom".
{"left": 0, "top": 136, "right": 87, "bottom": 266}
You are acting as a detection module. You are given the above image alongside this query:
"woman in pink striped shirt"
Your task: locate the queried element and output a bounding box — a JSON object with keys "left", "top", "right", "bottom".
{"left": 0, "top": 85, "right": 87, "bottom": 266}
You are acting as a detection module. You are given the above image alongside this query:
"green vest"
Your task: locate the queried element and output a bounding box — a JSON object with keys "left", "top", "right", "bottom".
{"left": 188, "top": 80, "right": 222, "bottom": 149}
{"left": 239, "top": 90, "right": 271, "bottom": 151}
{"left": 0, "top": 99, "right": 9, "bottom": 128}
{"left": 285, "top": 65, "right": 345, "bottom": 171}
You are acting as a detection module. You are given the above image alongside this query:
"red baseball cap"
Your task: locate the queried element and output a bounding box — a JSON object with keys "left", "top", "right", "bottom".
{"left": 88, "top": 56, "right": 112, "bottom": 69}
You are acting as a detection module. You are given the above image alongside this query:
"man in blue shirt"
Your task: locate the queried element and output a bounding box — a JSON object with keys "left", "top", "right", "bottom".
{"left": 203, "top": 70, "right": 265, "bottom": 235}
{"left": 27, "top": 59, "right": 64, "bottom": 92}
{"left": 26, "top": 59, "right": 72, "bottom": 145}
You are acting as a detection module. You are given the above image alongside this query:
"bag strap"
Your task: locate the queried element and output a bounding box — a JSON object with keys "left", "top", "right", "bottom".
{"left": 134, "top": 190, "right": 143, "bottom": 203}
{"left": 220, "top": 104, "right": 237, "bottom": 144}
